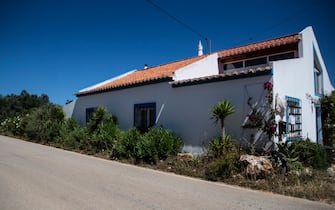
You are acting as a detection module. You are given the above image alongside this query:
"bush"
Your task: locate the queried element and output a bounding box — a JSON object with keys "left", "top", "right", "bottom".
{"left": 90, "top": 115, "right": 120, "bottom": 153}
{"left": 206, "top": 135, "right": 240, "bottom": 180}
{"left": 205, "top": 157, "right": 237, "bottom": 181}
{"left": 23, "top": 105, "right": 65, "bottom": 143}
{"left": 112, "top": 128, "right": 142, "bottom": 160}
{"left": 143, "top": 127, "right": 182, "bottom": 161}
{"left": 208, "top": 135, "right": 236, "bottom": 158}
{"left": 291, "top": 139, "right": 329, "bottom": 169}
{"left": 112, "top": 127, "right": 182, "bottom": 164}
{"left": 56, "top": 118, "right": 86, "bottom": 150}
{"left": 83, "top": 107, "right": 121, "bottom": 153}
{"left": 208, "top": 136, "right": 224, "bottom": 158}
{"left": 0, "top": 115, "right": 25, "bottom": 136}
{"left": 273, "top": 141, "right": 303, "bottom": 173}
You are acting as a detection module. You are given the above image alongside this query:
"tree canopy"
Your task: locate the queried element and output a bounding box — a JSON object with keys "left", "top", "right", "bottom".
{"left": 0, "top": 90, "right": 50, "bottom": 122}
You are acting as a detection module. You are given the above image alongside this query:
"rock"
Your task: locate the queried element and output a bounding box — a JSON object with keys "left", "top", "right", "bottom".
{"left": 327, "top": 164, "right": 335, "bottom": 177}
{"left": 240, "top": 154, "right": 273, "bottom": 179}
{"left": 177, "top": 153, "right": 193, "bottom": 162}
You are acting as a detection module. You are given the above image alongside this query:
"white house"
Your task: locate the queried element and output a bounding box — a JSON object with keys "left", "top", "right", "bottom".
{"left": 71, "top": 26, "right": 333, "bottom": 154}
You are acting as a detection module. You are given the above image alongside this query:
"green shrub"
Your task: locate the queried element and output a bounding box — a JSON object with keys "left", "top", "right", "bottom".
{"left": 86, "top": 107, "right": 109, "bottom": 135}
{"left": 113, "top": 127, "right": 182, "bottom": 164}
{"left": 208, "top": 135, "right": 236, "bottom": 158}
{"left": 136, "top": 134, "right": 158, "bottom": 164}
{"left": 291, "top": 139, "right": 329, "bottom": 169}
{"left": 206, "top": 135, "right": 240, "bottom": 180}
{"left": 208, "top": 136, "right": 224, "bottom": 158}
{"left": 205, "top": 157, "right": 237, "bottom": 181}
{"left": 273, "top": 141, "right": 302, "bottom": 173}
{"left": 112, "top": 128, "right": 142, "bottom": 160}
{"left": 82, "top": 107, "right": 121, "bottom": 153}
{"left": 23, "top": 105, "right": 65, "bottom": 143}
{"left": 0, "top": 115, "right": 25, "bottom": 136}
{"left": 90, "top": 115, "right": 120, "bottom": 153}
{"left": 56, "top": 118, "right": 86, "bottom": 150}
{"left": 143, "top": 127, "right": 182, "bottom": 161}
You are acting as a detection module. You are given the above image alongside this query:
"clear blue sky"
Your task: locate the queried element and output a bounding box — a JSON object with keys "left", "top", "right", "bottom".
{"left": 1, "top": 0, "right": 334, "bottom": 105}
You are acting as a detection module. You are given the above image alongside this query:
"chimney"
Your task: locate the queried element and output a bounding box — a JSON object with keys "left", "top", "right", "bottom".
{"left": 198, "top": 40, "right": 203, "bottom": 56}
{"left": 144, "top": 64, "right": 148, "bottom": 69}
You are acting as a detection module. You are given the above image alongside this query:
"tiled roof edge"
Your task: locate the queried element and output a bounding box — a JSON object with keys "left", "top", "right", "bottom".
{"left": 218, "top": 32, "right": 300, "bottom": 58}
{"left": 76, "top": 76, "right": 172, "bottom": 97}
{"left": 170, "top": 65, "right": 273, "bottom": 87}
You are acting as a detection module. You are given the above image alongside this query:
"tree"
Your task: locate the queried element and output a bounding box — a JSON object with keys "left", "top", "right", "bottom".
{"left": 321, "top": 91, "right": 335, "bottom": 147}
{"left": 211, "top": 100, "right": 235, "bottom": 140}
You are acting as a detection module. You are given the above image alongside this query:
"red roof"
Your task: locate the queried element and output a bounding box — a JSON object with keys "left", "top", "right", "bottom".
{"left": 218, "top": 33, "right": 299, "bottom": 58}
{"left": 76, "top": 32, "right": 300, "bottom": 96}
{"left": 76, "top": 55, "right": 206, "bottom": 96}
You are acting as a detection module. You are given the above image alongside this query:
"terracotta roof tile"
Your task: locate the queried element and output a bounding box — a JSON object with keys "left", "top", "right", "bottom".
{"left": 76, "top": 32, "right": 300, "bottom": 96}
{"left": 170, "top": 65, "right": 273, "bottom": 87}
{"left": 217, "top": 33, "right": 299, "bottom": 58}
{"left": 76, "top": 55, "right": 206, "bottom": 96}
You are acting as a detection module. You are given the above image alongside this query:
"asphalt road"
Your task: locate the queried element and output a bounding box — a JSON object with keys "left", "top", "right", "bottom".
{"left": 0, "top": 135, "right": 334, "bottom": 210}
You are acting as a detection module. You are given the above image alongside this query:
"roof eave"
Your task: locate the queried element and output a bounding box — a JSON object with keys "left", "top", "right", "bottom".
{"left": 76, "top": 76, "right": 173, "bottom": 97}
{"left": 170, "top": 66, "right": 273, "bottom": 88}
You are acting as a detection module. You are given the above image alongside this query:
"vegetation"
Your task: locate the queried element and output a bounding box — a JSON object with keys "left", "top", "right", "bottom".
{"left": 210, "top": 99, "right": 234, "bottom": 140}
{"left": 0, "top": 91, "right": 334, "bottom": 204}
{"left": 0, "top": 90, "right": 49, "bottom": 122}
{"left": 112, "top": 127, "right": 182, "bottom": 164}
{"left": 321, "top": 90, "right": 335, "bottom": 148}
{"left": 291, "top": 139, "right": 329, "bottom": 169}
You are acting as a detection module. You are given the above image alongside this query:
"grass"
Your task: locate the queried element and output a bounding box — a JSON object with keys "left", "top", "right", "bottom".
{"left": 138, "top": 156, "right": 335, "bottom": 205}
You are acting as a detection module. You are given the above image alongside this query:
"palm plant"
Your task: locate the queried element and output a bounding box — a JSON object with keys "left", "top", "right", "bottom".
{"left": 211, "top": 100, "right": 235, "bottom": 140}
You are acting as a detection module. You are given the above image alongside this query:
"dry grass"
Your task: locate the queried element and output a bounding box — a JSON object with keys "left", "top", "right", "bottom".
{"left": 146, "top": 157, "right": 335, "bottom": 205}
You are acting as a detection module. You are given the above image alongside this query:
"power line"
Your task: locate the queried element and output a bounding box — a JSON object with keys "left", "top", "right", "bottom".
{"left": 247, "top": 8, "right": 305, "bottom": 42}
{"left": 146, "top": 0, "right": 211, "bottom": 53}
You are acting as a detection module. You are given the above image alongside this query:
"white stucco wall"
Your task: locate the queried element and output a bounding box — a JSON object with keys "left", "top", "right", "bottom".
{"left": 173, "top": 53, "right": 219, "bottom": 81}
{"left": 73, "top": 75, "right": 272, "bottom": 154}
{"left": 273, "top": 26, "right": 334, "bottom": 143}
{"left": 304, "top": 26, "right": 334, "bottom": 95}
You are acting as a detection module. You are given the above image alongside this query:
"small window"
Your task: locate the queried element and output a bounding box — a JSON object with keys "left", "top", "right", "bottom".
{"left": 286, "top": 97, "right": 302, "bottom": 141}
{"left": 314, "top": 49, "right": 323, "bottom": 95}
{"left": 245, "top": 57, "right": 267, "bottom": 67}
{"left": 86, "top": 107, "right": 97, "bottom": 123}
{"left": 269, "top": 52, "right": 295, "bottom": 61}
{"left": 223, "top": 61, "right": 243, "bottom": 70}
{"left": 134, "top": 103, "right": 156, "bottom": 132}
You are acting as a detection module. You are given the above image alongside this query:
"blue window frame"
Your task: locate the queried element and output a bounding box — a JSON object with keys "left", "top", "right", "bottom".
{"left": 134, "top": 102, "right": 156, "bottom": 132}
{"left": 286, "top": 96, "right": 302, "bottom": 141}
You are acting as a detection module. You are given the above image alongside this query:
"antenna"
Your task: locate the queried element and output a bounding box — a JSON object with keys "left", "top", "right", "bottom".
{"left": 146, "top": 0, "right": 211, "bottom": 54}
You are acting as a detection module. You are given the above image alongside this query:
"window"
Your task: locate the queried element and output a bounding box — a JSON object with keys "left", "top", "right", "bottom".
{"left": 286, "top": 97, "right": 302, "bottom": 141}
{"left": 223, "top": 61, "right": 243, "bottom": 70}
{"left": 245, "top": 57, "right": 267, "bottom": 67}
{"left": 269, "top": 52, "right": 295, "bottom": 61}
{"left": 86, "top": 107, "right": 96, "bottom": 123}
{"left": 314, "top": 49, "right": 323, "bottom": 95}
{"left": 221, "top": 51, "right": 297, "bottom": 72}
{"left": 134, "top": 103, "right": 156, "bottom": 132}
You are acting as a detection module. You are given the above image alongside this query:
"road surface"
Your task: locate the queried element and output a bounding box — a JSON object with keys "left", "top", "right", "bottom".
{"left": 0, "top": 135, "right": 334, "bottom": 210}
